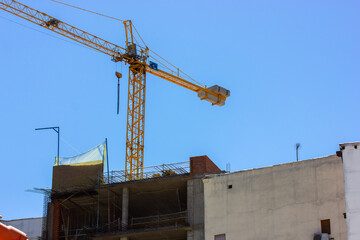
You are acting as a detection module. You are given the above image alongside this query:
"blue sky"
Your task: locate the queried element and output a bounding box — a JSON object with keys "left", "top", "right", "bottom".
{"left": 0, "top": 0, "right": 359, "bottom": 219}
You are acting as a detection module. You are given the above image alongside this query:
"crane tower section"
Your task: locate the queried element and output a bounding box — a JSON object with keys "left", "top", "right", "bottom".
{"left": 122, "top": 20, "right": 148, "bottom": 180}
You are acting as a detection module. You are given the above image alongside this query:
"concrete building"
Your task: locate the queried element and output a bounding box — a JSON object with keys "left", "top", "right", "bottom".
{"left": 203, "top": 155, "right": 347, "bottom": 240}
{"left": 203, "top": 142, "right": 360, "bottom": 240}
{"left": 41, "top": 141, "right": 360, "bottom": 240}
{"left": 339, "top": 142, "right": 360, "bottom": 240}
{"left": 43, "top": 155, "right": 221, "bottom": 240}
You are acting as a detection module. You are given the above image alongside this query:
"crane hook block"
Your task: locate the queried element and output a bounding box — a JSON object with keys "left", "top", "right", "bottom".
{"left": 115, "top": 72, "right": 122, "bottom": 79}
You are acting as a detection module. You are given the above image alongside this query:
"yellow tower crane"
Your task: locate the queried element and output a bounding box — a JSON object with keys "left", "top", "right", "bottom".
{"left": 0, "top": 0, "right": 230, "bottom": 180}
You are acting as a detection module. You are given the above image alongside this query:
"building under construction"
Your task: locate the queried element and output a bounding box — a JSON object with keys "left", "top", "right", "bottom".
{"left": 42, "top": 155, "right": 222, "bottom": 240}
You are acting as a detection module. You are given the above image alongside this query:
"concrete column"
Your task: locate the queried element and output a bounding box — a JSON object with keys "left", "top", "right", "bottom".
{"left": 187, "top": 230, "right": 194, "bottom": 240}
{"left": 47, "top": 203, "right": 54, "bottom": 240}
{"left": 187, "top": 180, "right": 194, "bottom": 226}
{"left": 340, "top": 142, "right": 360, "bottom": 240}
{"left": 53, "top": 200, "right": 60, "bottom": 240}
{"left": 121, "top": 187, "right": 129, "bottom": 240}
{"left": 187, "top": 180, "right": 194, "bottom": 240}
{"left": 187, "top": 179, "right": 205, "bottom": 240}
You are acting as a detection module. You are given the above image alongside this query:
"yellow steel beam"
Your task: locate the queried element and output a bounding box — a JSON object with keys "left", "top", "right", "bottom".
{"left": 0, "top": 0, "right": 126, "bottom": 61}
{"left": 146, "top": 66, "right": 227, "bottom": 102}
{"left": 126, "top": 63, "right": 146, "bottom": 180}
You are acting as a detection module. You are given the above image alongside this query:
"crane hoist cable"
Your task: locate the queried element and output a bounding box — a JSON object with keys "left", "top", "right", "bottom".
{"left": 48, "top": 0, "right": 201, "bottom": 87}
{"left": 50, "top": 0, "right": 125, "bottom": 22}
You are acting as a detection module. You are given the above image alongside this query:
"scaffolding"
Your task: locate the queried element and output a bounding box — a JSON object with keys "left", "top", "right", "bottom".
{"left": 41, "top": 192, "right": 51, "bottom": 240}
{"left": 131, "top": 211, "right": 188, "bottom": 229}
{"left": 102, "top": 161, "right": 190, "bottom": 184}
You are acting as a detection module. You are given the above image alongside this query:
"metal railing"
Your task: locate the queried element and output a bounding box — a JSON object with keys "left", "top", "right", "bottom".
{"left": 131, "top": 211, "right": 188, "bottom": 229}
{"left": 99, "top": 211, "right": 188, "bottom": 233}
{"left": 101, "top": 161, "right": 190, "bottom": 184}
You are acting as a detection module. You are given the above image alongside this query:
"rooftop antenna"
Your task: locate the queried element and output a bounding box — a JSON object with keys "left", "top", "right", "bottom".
{"left": 296, "top": 143, "right": 301, "bottom": 162}
{"left": 226, "top": 163, "right": 231, "bottom": 173}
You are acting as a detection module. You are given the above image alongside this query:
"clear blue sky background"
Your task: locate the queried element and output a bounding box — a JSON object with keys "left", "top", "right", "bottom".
{"left": 0, "top": 0, "right": 359, "bottom": 220}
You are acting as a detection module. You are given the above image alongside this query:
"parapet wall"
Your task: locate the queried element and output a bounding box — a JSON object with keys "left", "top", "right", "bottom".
{"left": 203, "top": 155, "right": 347, "bottom": 240}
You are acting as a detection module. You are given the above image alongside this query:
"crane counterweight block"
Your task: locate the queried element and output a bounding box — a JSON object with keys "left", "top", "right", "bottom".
{"left": 197, "top": 85, "right": 230, "bottom": 106}
{"left": 208, "top": 85, "right": 230, "bottom": 98}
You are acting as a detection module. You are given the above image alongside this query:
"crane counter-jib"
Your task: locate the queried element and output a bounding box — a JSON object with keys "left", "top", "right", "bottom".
{"left": 146, "top": 66, "right": 229, "bottom": 106}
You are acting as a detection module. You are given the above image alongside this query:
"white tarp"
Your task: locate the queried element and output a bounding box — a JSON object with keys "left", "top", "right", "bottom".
{"left": 57, "top": 141, "right": 105, "bottom": 165}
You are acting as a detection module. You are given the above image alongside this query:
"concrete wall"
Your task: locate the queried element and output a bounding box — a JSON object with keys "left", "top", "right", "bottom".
{"left": 52, "top": 163, "right": 102, "bottom": 191}
{"left": 203, "top": 155, "right": 347, "bottom": 240}
{"left": 187, "top": 178, "right": 205, "bottom": 240}
{"left": 340, "top": 142, "right": 360, "bottom": 240}
{"left": 187, "top": 155, "right": 221, "bottom": 240}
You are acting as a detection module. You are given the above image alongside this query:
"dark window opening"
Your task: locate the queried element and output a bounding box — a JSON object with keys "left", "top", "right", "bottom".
{"left": 228, "top": 184, "right": 232, "bottom": 189}
{"left": 321, "top": 219, "right": 331, "bottom": 234}
{"left": 215, "top": 234, "right": 226, "bottom": 240}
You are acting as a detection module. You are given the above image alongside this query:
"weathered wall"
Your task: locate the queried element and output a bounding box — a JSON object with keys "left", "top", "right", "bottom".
{"left": 340, "top": 142, "right": 360, "bottom": 240}
{"left": 52, "top": 163, "right": 102, "bottom": 191}
{"left": 203, "top": 155, "right": 347, "bottom": 240}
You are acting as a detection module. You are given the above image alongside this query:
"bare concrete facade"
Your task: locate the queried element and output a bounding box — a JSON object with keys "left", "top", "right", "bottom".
{"left": 187, "top": 178, "right": 205, "bottom": 240}
{"left": 203, "top": 155, "right": 347, "bottom": 240}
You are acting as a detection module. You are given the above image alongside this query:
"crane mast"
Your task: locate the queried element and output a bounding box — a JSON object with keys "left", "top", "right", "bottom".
{"left": 123, "top": 20, "right": 148, "bottom": 180}
{"left": 0, "top": 0, "right": 230, "bottom": 180}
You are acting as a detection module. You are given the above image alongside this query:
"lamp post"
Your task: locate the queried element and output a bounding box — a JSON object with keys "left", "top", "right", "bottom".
{"left": 35, "top": 126, "right": 60, "bottom": 163}
{"left": 296, "top": 143, "right": 301, "bottom": 162}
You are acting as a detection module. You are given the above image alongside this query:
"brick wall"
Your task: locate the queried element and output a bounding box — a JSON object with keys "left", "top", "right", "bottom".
{"left": 190, "top": 155, "right": 221, "bottom": 174}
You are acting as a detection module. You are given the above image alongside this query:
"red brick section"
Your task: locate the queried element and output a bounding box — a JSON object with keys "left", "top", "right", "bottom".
{"left": 190, "top": 155, "right": 221, "bottom": 174}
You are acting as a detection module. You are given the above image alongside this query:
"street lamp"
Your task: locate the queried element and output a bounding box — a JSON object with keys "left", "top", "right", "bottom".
{"left": 296, "top": 143, "right": 301, "bottom": 162}
{"left": 35, "top": 126, "right": 60, "bottom": 163}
